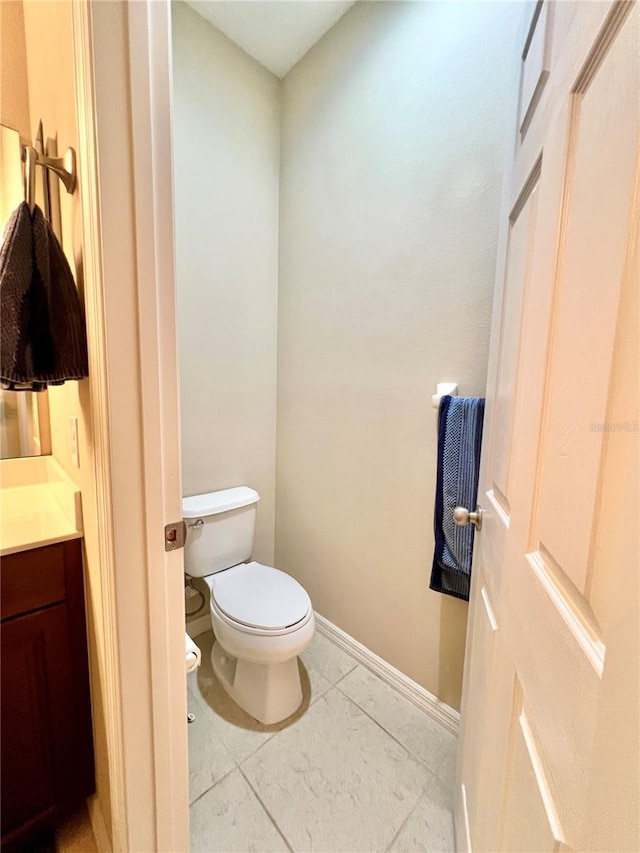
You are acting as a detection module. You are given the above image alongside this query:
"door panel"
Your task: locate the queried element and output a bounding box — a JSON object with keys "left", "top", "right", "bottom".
{"left": 463, "top": 580, "right": 498, "bottom": 827}
{"left": 507, "top": 550, "right": 600, "bottom": 839}
{"left": 463, "top": 577, "right": 516, "bottom": 853}
{"left": 489, "top": 171, "right": 541, "bottom": 515}
{"left": 456, "top": 2, "right": 640, "bottom": 850}
{"left": 519, "top": 2, "right": 552, "bottom": 136}
{"left": 536, "top": 10, "right": 639, "bottom": 595}
{"left": 501, "top": 704, "right": 569, "bottom": 853}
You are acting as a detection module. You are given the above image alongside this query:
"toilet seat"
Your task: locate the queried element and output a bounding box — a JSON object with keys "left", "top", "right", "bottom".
{"left": 211, "top": 602, "right": 314, "bottom": 638}
{"left": 205, "top": 562, "right": 312, "bottom": 634}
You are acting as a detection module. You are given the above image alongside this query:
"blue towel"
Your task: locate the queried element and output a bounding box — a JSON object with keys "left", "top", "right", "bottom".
{"left": 430, "top": 395, "right": 485, "bottom": 601}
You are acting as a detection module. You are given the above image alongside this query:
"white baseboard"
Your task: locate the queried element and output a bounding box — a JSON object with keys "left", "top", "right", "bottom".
{"left": 87, "top": 795, "right": 112, "bottom": 853}
{"left": 314, "top": 612, "right": 460, "bottom": 736}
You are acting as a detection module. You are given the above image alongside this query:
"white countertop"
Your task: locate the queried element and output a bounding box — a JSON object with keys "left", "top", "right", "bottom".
{"left": 0, "top": 457, "right": 83, "bottom": 556}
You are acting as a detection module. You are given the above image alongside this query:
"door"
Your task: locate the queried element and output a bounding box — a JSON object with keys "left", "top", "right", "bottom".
{"left": 456, "top": 2, "right": 639, "bottom": 852}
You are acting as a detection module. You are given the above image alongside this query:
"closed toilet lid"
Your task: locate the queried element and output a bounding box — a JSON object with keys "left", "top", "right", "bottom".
{"left": 210, "top": 562, "right": 311, "bottom": 631}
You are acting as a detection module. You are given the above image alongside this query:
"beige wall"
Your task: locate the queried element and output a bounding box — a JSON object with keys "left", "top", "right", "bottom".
{"left": 276, "top": 1, "right": 522, "bottom": 710}
{"left": 1, "top": 0, "right": 113, "bottom": 842}
{"left": 0, "top": 0, "right": 30, "bottom": 138}
{"left": 172, "top": 1, "right": 280, "bottom": 565}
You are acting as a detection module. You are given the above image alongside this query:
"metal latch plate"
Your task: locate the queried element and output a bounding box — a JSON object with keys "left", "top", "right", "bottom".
{"left": 165, "top": 520, "right": 186, "bottom": 551}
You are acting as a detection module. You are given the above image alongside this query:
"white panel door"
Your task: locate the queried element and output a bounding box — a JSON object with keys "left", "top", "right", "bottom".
{"left": 456, "top": 2, "right": 639, "bottom": 851}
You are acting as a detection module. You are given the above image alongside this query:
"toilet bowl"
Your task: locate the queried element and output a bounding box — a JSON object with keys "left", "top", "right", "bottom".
{"left": 205, "top": 563, "right": 315, "bottom": 723}
{"left": 183, "top": 488, "right": 315, "bottom": 724}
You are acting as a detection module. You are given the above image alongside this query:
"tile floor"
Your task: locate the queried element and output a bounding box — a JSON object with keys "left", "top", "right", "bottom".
{"left": 188, "top": 630, "right": 457, "bottom": 853}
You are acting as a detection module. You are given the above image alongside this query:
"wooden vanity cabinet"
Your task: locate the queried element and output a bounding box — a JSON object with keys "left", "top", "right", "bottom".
{"left": 1, "top": 540, "right": 95, "bottom": 849}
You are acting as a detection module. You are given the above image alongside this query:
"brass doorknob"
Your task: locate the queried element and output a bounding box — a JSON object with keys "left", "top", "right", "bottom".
{"left": 453, "top": 506, "right": 483, "bottom": 531}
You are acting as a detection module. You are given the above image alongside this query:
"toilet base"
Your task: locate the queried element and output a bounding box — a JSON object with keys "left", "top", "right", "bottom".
{"left": 211, "top": 640, "right": 303, "bottom": 725}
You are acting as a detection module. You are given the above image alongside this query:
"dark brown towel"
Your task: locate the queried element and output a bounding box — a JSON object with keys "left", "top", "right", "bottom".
{"left": 0, "top": 202, "right": 88, "bottom": 391}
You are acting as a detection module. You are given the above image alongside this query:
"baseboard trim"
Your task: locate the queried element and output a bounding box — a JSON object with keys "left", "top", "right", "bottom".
{"left": 314, "top": 612, "right": 460, "bottom": 736}
{"left": 87, "top": 795, "right": 112, "bottom": 853}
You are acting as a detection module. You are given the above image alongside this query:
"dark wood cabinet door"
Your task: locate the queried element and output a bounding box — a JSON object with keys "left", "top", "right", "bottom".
{"left": 0, "top": 606, "right": 68, "bottom": 839}
{"left": 1, "top": 541, "right": 95, "bottom": 848}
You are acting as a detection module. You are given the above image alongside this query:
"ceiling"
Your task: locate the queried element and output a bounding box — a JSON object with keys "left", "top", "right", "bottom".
{"left": 184, "top": 1, "right": 355, "bottom": 78}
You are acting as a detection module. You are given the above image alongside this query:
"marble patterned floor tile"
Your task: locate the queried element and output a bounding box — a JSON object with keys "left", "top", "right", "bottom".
{"left": 190, "top": 631, "right": 317, "bottom": 765}
{"left": 338, "top": 665, "right": 457, "bottom": 775}
{"left": 299, "top": 631, "right": 358, "bottom": 694}
{"left": 188, "top": 689, "right": 235, "bottom": 804}
{"left": 242, "top": 688, "right": 432, "bottom": 852}
{"left": 434, "top": 740, "right": 457, "bottom": 792}
{"left": 190, "top": 768, "right": 289, "bottom": 853}
{"left": 387, "top": 776, "right": 455, "bottom": 853}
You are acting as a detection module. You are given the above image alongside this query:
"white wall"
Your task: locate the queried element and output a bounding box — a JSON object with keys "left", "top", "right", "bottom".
{"left": 172, "top": 1, "right": 280, "bottom": 563}
{"left": 276, "top": 1, "right": 522, "bottom": 710}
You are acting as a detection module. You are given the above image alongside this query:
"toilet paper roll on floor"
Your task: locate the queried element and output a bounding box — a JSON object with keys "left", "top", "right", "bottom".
{"left": 185, "top": 632, "right": 201, "bottom": 673}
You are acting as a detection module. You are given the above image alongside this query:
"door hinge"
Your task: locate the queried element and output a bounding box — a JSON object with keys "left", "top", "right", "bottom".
{"left": 165, "top": 520, "right": 186, "bottom": 552}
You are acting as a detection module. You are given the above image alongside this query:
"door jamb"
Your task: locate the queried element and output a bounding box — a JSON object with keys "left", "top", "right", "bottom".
{"left": 71, "top": 2, "right": 189, "bottom": 850}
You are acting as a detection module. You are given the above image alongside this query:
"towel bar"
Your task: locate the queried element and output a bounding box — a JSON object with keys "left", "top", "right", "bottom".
{"left": 432, "top": 382, "right": 458, "bottom": 408}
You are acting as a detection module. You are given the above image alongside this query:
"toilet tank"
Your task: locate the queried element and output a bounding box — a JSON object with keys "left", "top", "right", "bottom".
{"left": 182, "top": 487, "right": 259, "bottom": 578}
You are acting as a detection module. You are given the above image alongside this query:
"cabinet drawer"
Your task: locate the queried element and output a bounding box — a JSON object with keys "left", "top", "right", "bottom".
{"left": 1, "top": 543, "right": 69, "bottom": 621}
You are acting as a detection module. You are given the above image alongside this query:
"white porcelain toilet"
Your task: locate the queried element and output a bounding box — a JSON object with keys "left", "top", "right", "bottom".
{"left": 183, "top": 486, "right": 315, "bottom": 724}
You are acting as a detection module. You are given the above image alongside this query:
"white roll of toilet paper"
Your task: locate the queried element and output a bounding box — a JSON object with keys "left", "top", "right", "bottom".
{"left": 185, "top": 632, "right": 201, "bottom": 673}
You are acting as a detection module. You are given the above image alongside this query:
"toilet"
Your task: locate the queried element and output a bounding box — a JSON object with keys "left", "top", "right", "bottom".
{"left": 183, "top": 486, "right": 315, "bottom": 724}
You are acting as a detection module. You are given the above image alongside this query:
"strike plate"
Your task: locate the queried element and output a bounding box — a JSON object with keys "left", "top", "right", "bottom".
{"left": 165, "top": 520, "right": 186, "bottom": 551}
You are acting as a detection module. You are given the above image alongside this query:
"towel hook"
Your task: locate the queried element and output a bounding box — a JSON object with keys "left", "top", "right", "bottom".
{"left": 23, "top": 145, "right": 37, "bottom": 213}
{"left": 39, "top": 148, "right": 77, "bottom": 195}
{"left": 21, "top": 142, "right": 77, "bottom": 212}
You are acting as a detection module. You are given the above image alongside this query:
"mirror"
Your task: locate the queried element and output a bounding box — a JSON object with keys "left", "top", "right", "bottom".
{"left": 0, "top": 389, "right": 50, "bottom": 458}
{"left": 0, "top": 124, "right": 52, "bottom": 458}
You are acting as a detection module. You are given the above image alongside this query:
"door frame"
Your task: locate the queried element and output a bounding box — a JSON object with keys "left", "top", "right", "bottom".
{"left": 72, "top": 1, "right": 189, "bottom": 850}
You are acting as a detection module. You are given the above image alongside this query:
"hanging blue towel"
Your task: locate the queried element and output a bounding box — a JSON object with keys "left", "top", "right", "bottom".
{"left": 430, "top": 395, "right": 485, "bottom": 601}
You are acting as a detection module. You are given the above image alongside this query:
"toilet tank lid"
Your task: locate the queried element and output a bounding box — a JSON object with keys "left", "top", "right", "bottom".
{"left": 182, "top": 487, "right": 259, "bottom": 518}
